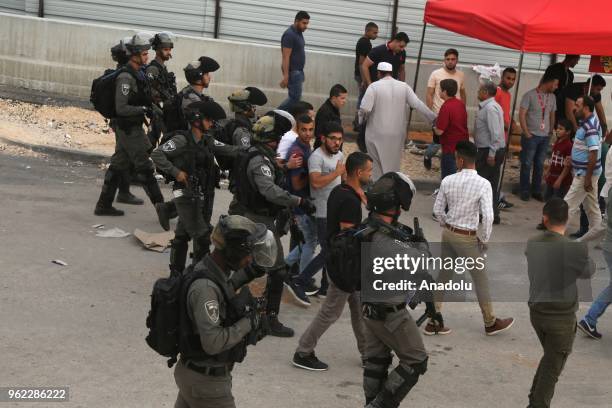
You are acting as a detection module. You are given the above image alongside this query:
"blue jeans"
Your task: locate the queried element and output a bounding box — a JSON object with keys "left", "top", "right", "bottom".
{"left": 278, "top": 70, "right": 304, "bottom": 111}
{"left": 285, "top": 214, "right": 318, "bottom": 273}
{"left": 520, "top": 135, "right": 549, "bottom": 194}
{"left": 440, "top": 152, "right": 457, "bottom": 180}
{"left": 584, "top": 250, "right": 612, "bottom": 327}
{"left": 424, "top": 143, "right": 441, "bottom": 159}
{"left": 297, "top": 218, "right": 328, "bottom": 290}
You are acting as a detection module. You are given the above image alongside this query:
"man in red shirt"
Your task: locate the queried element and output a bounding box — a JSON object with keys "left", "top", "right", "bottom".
{"left": 433, "top": 79, "right": 469, "bottom": 179}
{"left": 495, "top": 67, "right": 518, "bottom": 210}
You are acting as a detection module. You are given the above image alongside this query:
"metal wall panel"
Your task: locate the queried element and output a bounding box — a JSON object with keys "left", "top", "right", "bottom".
{"left": 216, "top": 0, "right": 394, "bottom": 53}
{"left": 0, "top": 0, "right": 25, "bottom": 13}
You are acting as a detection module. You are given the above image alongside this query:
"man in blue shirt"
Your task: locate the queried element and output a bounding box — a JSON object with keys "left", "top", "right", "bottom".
{"left": 279, "top": 11, "right": 310, "bottom": 111}
{"left": 564, "top": 95, "right": 604, "bottom": 241}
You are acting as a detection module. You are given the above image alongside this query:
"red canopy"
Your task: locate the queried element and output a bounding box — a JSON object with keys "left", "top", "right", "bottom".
{"left": 424, "top": 0, "right": 612, "bottom": 56}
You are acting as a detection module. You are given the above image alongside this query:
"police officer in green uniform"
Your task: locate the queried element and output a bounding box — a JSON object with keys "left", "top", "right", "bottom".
{"left": 174, "top": 214, "right": 277, "bottom": 408}
{"left": 229, "top": 111, "right": 316, "bottom": 337}
{"left": 94, "top": 33, "right": 167, "bottom": 219}
{"left": 181, "top": 57, "right": 219, "bottom": 109}
{"left": 361, "top": 172, "right": 431, "bottom": 408}
{"left": 152, "top": 101, "right": 243, "bottom": 273}
{"left": 108, "top": 38, "right": 145, "bottom": 206}
{"left": 146, "top": 32, "right": 177, "bottom": 147}
{"left": 226, "top": 87, "right": 268, "bottom": 148}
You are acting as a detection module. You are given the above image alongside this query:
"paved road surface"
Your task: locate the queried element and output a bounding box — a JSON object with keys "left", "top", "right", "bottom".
{"left": 0, "top": 151, "right": 609, "bottom": 407}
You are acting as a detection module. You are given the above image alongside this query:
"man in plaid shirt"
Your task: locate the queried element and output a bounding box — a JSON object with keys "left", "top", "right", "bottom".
{"left": 429, "top": 140, "right": 515, "bottom": 336}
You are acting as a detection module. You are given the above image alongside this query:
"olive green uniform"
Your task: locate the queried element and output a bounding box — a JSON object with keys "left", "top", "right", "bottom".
{"left": 174, "top": 256, "right": 251, "bottom": 408}
{"left": 525, "top": 231, "right": 595, "bottom": 408}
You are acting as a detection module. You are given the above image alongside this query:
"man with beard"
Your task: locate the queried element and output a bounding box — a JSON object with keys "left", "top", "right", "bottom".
{"left": 146, "top": 32, "right": 177, "bottom": 147}
{"left": 424, "top": 49, "right": 466, "bottom": 171}
{"left": 292, "top": 152, "right": 372, "bottom": 371}
{"left": 285, "top": 122, "right": 346, "bottom": 303}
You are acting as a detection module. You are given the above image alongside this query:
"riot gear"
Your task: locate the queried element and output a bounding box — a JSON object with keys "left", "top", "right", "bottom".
{"left": 124, "top": 33, "right": 152, "bottom": 55}
{"left": 228, "top": 87, "right": 268, "bottom": 113}
{"left": 366, "top": 172, "right": 416, "bottom": 214}
{"left": 184, "top": 56, "right": 220, "bottom": 84}
{"left": 251, "top": 111, "right": 293, "bottom": 144}
{"left": 150, "top": 31, "right": 175, "bottom": 50}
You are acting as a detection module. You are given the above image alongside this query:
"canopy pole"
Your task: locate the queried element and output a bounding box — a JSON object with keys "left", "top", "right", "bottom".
{"left": 406, "top": 23, "right": 427, "bottom": 146}
{"left": 588, "top": 73, "right": 594, "bottom": 94}
{"left": 497, "top": 51, "right": 525, "bottom": 199}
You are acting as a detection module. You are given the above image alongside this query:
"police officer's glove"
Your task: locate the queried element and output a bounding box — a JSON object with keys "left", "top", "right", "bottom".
{"left": 298, "top": 198, "right": 316, "bottom": 215}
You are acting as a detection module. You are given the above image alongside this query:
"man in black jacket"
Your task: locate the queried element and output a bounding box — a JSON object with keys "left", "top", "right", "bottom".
{"left": 314, "top": 84, "right": 347, "bottom": 149}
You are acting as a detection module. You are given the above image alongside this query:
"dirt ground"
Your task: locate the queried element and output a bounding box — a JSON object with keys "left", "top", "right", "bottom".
{"left": 0, "top": 97, "right": 522, "bottom": 186}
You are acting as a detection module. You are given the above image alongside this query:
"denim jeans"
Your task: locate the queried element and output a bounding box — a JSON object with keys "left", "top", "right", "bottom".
{"left": 440, "top": 152, "right": 457, "bottom": 180}
{"left": 424, "top": 143, "right": 441, "bottom": 159}
{"left": 584, "top": 250, "right": 612, "bottom": 327}
{"left": 285, "top": 214, "right": 318, "bottom": 273}
{"left": 297, "top": 218, "right": 328, "bottom": 290}
{"left": 278, "top": 70, "right": 304, "bottom": 111}
{"left": 520, "top": 135, "right": 549, "bottom": 195}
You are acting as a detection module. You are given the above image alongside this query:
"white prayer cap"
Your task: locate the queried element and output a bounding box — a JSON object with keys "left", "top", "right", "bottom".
{"left": 377, "top": 62, "right": 393, "bottom": 72}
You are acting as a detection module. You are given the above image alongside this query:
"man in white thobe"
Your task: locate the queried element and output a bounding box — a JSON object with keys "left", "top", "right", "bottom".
{"left": 360, "top": 62, "right": 436, "bottom": 180}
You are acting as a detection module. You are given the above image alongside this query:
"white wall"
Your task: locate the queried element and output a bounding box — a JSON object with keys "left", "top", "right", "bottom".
{"left": 0, "top": 13, "right": 610, "bottom": 129}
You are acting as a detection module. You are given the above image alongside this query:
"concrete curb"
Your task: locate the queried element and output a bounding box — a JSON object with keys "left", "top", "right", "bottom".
{"left": 0, "top": 135, "right": 109, "bottom": 164}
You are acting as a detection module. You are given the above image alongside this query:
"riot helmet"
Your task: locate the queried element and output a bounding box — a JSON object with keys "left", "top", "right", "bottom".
{"left": 366, "top": 172, "right": 416, "bottom": 214}
{"left": 150, "top": 31, "right": 175, "bottom": 50}
{"left": 124, "top": 33, "right": 152, "bottom": 55}
{"left": 252, "top": 110, "right": 293, "bottom": 144}
{"left": 184, "top": 56, "right": 220, "bottom": 84}
{"left": 211, "top": 215, "right": 277, "bottom": 269}
{"left": 228, "top": 87, "right": 268, "bottom": 114}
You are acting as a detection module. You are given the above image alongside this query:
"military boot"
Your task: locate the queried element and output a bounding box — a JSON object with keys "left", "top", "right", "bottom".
{"left": 117, "top": 192, "right": 144, "bottom": 205}
{"left": 95, "top": 167, "right": 124, "bottom": 216}
{"left": 155, "top": 202, "right": 172, "bottom": 231}
{"left": 169, "top": 237, "right": 189, "bottom": 275}
{"left": 366, "top": 362, "right": 424, "bottom": 408}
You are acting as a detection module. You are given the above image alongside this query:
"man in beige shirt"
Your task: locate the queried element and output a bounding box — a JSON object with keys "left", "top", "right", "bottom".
{"left": 424, "top": 49, "right": 467, "bottom": 170}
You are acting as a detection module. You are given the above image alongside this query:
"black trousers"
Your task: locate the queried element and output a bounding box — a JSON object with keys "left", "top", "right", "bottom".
{"left": 476, "top": 148, "right": 506, "bottom": 219}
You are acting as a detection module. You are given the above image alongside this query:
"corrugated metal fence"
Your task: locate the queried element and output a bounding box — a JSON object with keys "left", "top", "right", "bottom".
{"left": 0, "top": 0, "right": 590, "bottom": 72}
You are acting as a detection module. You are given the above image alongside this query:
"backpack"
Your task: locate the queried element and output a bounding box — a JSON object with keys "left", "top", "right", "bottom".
{"left": 90, "top": 68, "right": 124, "bottom": 119}
{"left": 163, "top": 91, "right": 188, "bottom": 133}
{"left": 326, "top": 222, "right": 377, "bottom": 293}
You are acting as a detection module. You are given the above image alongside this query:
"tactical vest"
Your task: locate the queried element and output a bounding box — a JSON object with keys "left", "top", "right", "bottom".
{"left": 116, "top": 66, "right": 153, "bottom": 128}
{"left": 179, "top": 263, "right": 249, "bottom": 364}
{"left": 165, "top": 131, "right": 215, "bottom": 193}
{"left": 148, "top": 60, "right": 177, "bottom": 102}
{"left": 232, "top": 146, "right": 285, "bottom": 216}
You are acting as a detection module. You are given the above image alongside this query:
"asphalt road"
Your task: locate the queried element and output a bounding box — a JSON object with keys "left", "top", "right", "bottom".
{"left": 0, "top": 151, "right": 610, "bottom": 408}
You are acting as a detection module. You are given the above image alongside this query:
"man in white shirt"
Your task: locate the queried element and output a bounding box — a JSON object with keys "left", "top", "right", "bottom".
{"left": 431, "top": 140, "right": 514, "bottom": 336}
{"left": 359, "top": 62, "right": 436, "bottom": 180}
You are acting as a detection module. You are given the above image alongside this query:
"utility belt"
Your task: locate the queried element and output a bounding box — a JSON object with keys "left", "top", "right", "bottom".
{"left": 362, "top": 302, "right": 406, "bottom": 321}
{"left": 184, "top": 360, "right": 234, "bottom": 377}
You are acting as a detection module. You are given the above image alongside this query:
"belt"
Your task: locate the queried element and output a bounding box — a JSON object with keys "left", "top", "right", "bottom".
{"left": 185, "top": 361, "right": 233, "bottom": 377}
{"left": 446, "top": 225, "right": 477, "bottom": 236}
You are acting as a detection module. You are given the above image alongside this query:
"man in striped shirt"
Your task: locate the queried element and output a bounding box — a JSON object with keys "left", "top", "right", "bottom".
{"left": 430, "top": 140, "right": 514, "bottom": 336}
{"left": 565, "top": 96, "right": 604, "bottom": 241}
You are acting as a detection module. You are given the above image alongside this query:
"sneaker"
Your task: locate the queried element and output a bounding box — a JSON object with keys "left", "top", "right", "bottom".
{"left": 498, "top": 198, "right": 514, "bottom": 210}
{"left": 536, "top": 223, "right": 546, "bottom": 230}
{"left": 485, "top": 317, "right": 515, "bottom": 336}
{"left": 520, "top": 191, "right": 530, "bottom": 202}
{"left": 284, "top": 279, "right": 311, "bottom": 307}
{"left": 94, "top": 205, "right": 124, "bottom": 216}
{"left": 493, "top": 216, "right": 501, "bottom": 225}
{"left": 423, "top": 322, "right": 452, "bottom": 336}
{"left": 155, "top": 202, "right": 170, "bottom": 231}
{"left": 578, "top": 319, "right": 602, "bottom": 340}
{"left": 532, "top": 192, "right": 545, "bottom": 202}
{"left": 431, "top": 212, "right": 439, "bottom": 222}
{"left": 267, "top": 315, "right": 294, "bottom": 338}
{"left": 116, "top": 192, "right": 144, "bottom": 205}
{"left": 292, "top": 352, "right": 329, "bottom": 371}
{"left": 424, "top": 156, "right": 432, "bottom": 170}
{"left": 304, "top": 281, "right": 320, "bottom": 296}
